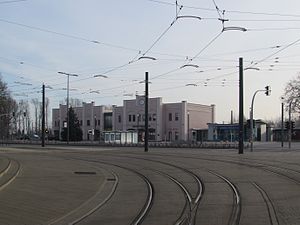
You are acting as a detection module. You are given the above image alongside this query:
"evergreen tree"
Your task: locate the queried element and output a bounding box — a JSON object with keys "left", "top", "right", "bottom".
{"left": 61, "top": 107, "right": 82, "bottom": 141}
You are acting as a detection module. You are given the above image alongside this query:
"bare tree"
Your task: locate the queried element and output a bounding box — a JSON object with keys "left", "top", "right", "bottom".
{"left": 0, "top": 75, "right": 17, "bottom": 139}
{"left": 283, "top": 74, "right": 300, "bottom": 112}
{"left": 59, "top": 98, "right": 82, "bottom": 107}
{"left": 45, "top": 97, "right": 50, "bottom": 129}
{"left": 31, "top": 98, "right": 39, "bottom": 134}
{"left": 18, "top": 100, "right": 30, "bottom": 136}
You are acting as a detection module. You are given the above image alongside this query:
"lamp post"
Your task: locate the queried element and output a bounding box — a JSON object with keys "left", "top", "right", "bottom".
{"left": 288, "top": 100, "right": 293, "bottom": 149}
{"left": 249, "top": 86, "right": 271, "bottom": 151}
{"left": 58, "top": 71, "right": 79, "bottom": 144}
{"left": 138, "top": 57, "right": 156, "bottom": 152}
{"left": 187, "top": 112, "right": 190, "bottom": 142}
{"left": 145, "top": 72, "right": 149, "bottom": 152}
{"left": 281, "top": 97, "right": 284, "bottom": 148}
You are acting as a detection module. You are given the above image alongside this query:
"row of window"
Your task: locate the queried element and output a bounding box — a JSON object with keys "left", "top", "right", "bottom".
{"left": 54, "top": 119, "right": 100, "bottom": 127}
{"left": 116, "top": 114, "right": 158, "bottom": 123}
{"left": 55, "top": 112, "right": 180, "bottom": 127}
{"left": 169, "top": 112, "right": 179, "bottom": 121}
{"left": 128, "top": 114, "right": 157, "bottom": 122}
{"left": 168, "top": 131, "right": 179, "bottom": 141}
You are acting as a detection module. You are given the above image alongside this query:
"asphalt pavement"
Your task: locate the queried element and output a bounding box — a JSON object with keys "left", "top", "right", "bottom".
{"left": 0, "top": 143, "right": 299, "bottom": 225}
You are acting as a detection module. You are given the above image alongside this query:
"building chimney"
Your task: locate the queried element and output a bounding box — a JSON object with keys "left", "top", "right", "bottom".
{"left": 211, "top": 104, "right": 216, "bottom": 123}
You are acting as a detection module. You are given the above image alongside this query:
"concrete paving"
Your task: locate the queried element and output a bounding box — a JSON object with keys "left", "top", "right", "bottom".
{"left": 0, "top": 143, "right": 299, "bottom": 225}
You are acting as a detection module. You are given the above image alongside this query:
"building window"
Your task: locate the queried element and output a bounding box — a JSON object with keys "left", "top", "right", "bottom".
{"left": 142, "top": 114, "right": 145, "bottom": 122}
{"left": 153, "top": 114, "right": 156, "bottom": 121}
{"left": 129, "top": 114, "right": 132, "bottom": 122}
{"left": 149, "top": 128, "right": 156, "bottom": 140}
{"left": 175, "top": 113, "right": 179, "bottom": 121}
{"left": 138, "top": 114, "right": 141, "bottom": 122}
{"left": 133, "top": 114, "right": 136, "bottom": 122}
{"left": 104, "top": 112, "right": 112, "bottom": 131}
{"left": 149, "top": 115, "right": 152, "bottom": 121}
{"left": 168, "top": 131, "right": 172, "bottom": 141}
{"left": 118, "top": 115, "right": 121, "bottom": 123}
{"left": 87, "top": 120, "right": 90, "bottom": 126}
{"left": 58, "top": 120, "right": 60, "bottom": 127}
{"left": 55, "top": 121, "right": 57, "bottom": 126}
{"left": 175, "top": 132, "right": 179, "bottom": 141}
{"left": 94, "top": 118, "right": 97, "bottom": 126}
{"left": 169, "top": 113, "right": 172, "bottom": 121}
{"left": 98, "top": 120, "right": 100, "bottom": 126}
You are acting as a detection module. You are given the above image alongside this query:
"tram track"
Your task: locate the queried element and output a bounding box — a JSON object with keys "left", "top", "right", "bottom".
{"left": 0, "top": 157, "right": 21, "bottom": 192}
{"left": 110, "top": 151, "right": 300, "bottom": 225}
{"left": 61, "top": 156, "right": 154, "bottom": 225}
{"left": 208, "top": 171, "right": 241, "bottom": 225}
{"left": 48, "top": 166, "right": 119, "bottom": 225}
{"left": 122, "top": 151, "right": 300, "bottom": 185}
{"left": 252, "top": 182, "right": 279, "bottom": 225}
{"left": 99, "top": 153, "right": 204, "bottom": 225}
{"left": 1, "top": 148, "right": 298, "bottom": 225}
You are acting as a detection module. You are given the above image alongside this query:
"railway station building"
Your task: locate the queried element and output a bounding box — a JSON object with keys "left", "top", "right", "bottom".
{"left": 52, "top": 96, "right": 215, "bottom": 142}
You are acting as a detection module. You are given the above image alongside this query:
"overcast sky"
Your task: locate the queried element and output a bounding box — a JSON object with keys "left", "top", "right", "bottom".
{"left": 1, "top": 0, "right": 300, "bottom": 123}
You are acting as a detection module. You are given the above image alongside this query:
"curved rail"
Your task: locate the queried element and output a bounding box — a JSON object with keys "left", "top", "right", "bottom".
{"left": 0, "top": 159, "right": 21, "bottom": 192}
{"left": 91, "top": 160, "right": 154, "bottom": 225}
{"left": 62, "top": 157, "right": 154, "bottom": 225}
{"left": 208, "top": 171, "right": 241, "bottom": 225}
{"left": 46, "top": 166, "right": 119, "bottom": 225}
{"left": 103, "top": 153, "right": 204, "bottom": 225}
{"left": 252, "top": 182, "right": 279, "bottom": 225}
{"left": 142, "top": 152, "right": 300, "bottom": 186}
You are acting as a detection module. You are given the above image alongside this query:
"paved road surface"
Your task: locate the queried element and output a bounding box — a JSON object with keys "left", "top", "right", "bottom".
{"left": 0, "top": 144, "right": 299, "bottom": 225}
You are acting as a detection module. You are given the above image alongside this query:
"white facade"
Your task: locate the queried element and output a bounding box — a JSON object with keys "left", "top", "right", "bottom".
{"left": 52, "top": 102, "right": 112, "bottom": 141}
{"left": 52, "top": 97, "right": 215, "bottom": 142}
{"left": 113, "top": 96, "right": 215, "bottom": 142}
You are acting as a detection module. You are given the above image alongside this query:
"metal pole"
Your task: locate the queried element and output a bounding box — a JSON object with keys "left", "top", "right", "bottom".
{"left": 289, "top": 102, "right": 292, "bottom": 149}
{"left": 67, "top": 75, "right": 70, "bottom": 144}
{"left": 249, "top": 88, "right": 270, "bottom": 151}
{"left": 58, "top": 72, "right": 79, "bottom": 143}
{"left": 250, "top": 106, "right": 253, "bottom": 151}
{"left": 42, "top": 84, "right": 45, "bottom": 147}
{"left": 187, "top": 112, "right": 190, "bottom": 142}
{"left": 281, "top": 102, "right": 284, "bottom": 147}
{"left": 238, "top": 57, "right": 244, "bottom": 154}
{"left": 250, "top": 90, "right": 259, "bottom": 152}
{"left": 145, "top": 72, "right": 149, "bottom": 152}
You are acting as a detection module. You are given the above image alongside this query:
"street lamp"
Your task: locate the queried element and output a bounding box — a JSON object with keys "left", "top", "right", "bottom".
{"left": 281, "top": 97, "right": 284, "bottom": 148}
{"left": 93, "top": 74, "right": 108, "bottom": 79}
{"left": 288, "top": 99, "right": 296, "bottom": 149}
{"left": 138, "top": 56, "right": 156, "bottom": 61}
{"left": 222, "top": 26, "right": 247, "bottom": 32}
{"left": 180, "top": 64, "right": 199, "bottom": 69}
{"left": 58, "top": 71, "right": 79, "bottom": 144}
{"left": 249, "top": 86, "right": 271, "bottom": 151}
{"left": 187, "top": 111, "right": 190, "bottom": 142}
{"left": 138, "top": 56, "right": 156, "bottom": 152}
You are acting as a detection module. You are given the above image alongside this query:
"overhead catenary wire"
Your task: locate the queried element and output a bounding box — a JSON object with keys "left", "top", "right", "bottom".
{"left": 144, "top": 0, "right": 300, "bottom": 18}
{"left": 191, "top": 31, "right": 223, "bottom": 61}
{"left": 0, "top": 18, "right": 142, "bottom": 53}
{"left": 249, "top": 36, "right": 300, "bottom": 67}
{"left": 140, "top": 6, "right": 181, "bottom": 57}
{"left": 5, "top": 0, "right": 300, "bottom": 108}
{"left": 0, "top": 0, "right": 26, "bottom": 4}
{"left": 211, "top": 0, "right": 223, "bottom": 19}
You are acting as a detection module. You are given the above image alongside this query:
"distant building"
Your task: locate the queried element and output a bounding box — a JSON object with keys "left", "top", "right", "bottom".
{"left": 112, "top": 96, "right": 215, "bottom": 142}
{"left": 207, "top": 119, "right": 271, "bottom": 142}
{"left": 52, "top": 102, "right": 112, "bottom": 141}
{"left": 52, "top": 96, "right": 215, "bottom": 142}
